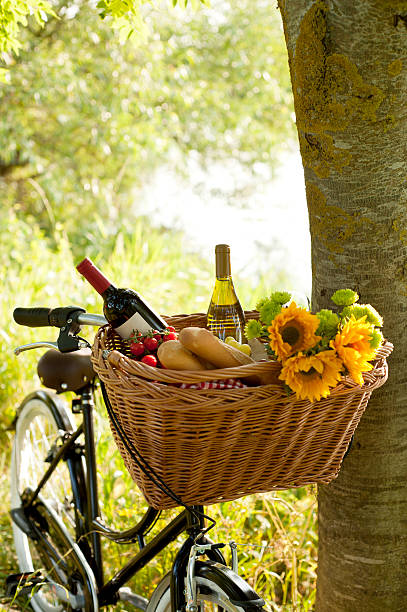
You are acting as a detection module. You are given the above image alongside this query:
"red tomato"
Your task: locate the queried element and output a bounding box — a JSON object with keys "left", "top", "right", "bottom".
{"left": 130, "top": 342, "right": 145, "bottom": 357}
{"left": 143, "top": 336, "right": 159, "bottom": 352}
{"left": 141, "top": 354, "right": 158, "bottom": 367}
{"left": 163, "top": 331, "right": 178, "bottom": 342}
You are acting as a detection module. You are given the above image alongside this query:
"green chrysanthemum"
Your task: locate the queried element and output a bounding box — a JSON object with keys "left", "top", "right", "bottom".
{"left": 370, "top": 328, "right": 384, "bottom": 350}
{"left": 316, "top": 309, "right": 340, "bottom": 339}
{"left": 259, "top": 300, "right": 283, "bottom": 325}
{"left": 255, "top": 297, "right": 269, "bottom": 311}
{"left": 331, "top": 289, "right": 359, "bottom": 307}
{"left": 245, "top": 319, "right": 264, "bottom": 340}
{"left": 270, "top": 291, "right": 292, "bottom": 305}
{"left": 342, "top": 304, "right": 383, "bottom": 328}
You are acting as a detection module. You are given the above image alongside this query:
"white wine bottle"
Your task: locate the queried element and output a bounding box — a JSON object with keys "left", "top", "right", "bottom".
{"left": 207, "top": 244, "right": 245, "bottom": 342}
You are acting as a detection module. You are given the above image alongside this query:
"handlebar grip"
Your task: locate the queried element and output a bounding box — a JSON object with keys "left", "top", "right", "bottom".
{"left": 13, "top": 307, "right": 52, "bottom": 327}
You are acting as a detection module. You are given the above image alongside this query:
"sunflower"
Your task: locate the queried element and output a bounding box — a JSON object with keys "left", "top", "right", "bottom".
{"left": 268, "top": 302, "right": 321, "bottom": 361}
{"left": 330, "top": 315, "right": 377, "bottom": 385}
{"left": 279, "top": 350, "right": 343, "bottom": 402}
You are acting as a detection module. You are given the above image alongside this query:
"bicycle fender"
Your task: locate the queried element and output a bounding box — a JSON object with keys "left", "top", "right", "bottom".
{"left": 195, "top": 560, "right": 265, "bottom": 610}
{"left": 18, "top": 389, "right": 74, "bottom": 431}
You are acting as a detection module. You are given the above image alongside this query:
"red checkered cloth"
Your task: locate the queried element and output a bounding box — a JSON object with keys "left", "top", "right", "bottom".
{"left": 178, "top": 378, "right": 247, "bottom": 390}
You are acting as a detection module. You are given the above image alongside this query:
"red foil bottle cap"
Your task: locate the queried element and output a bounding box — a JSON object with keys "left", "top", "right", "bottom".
{"left": 76, "top": 257, "right": 111, "bottom": 295}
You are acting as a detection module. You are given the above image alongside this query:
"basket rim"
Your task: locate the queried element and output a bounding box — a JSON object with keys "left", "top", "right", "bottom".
{"left": 91, "top": 323, "right": 393, "bottom": 396}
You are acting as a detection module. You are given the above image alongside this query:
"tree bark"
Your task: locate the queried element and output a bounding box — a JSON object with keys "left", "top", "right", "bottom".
{"left": 278, "top": 0, "right": 407, "bottom": 609}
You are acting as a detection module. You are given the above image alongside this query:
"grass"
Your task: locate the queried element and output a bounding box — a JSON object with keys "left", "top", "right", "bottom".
{"left": 0, "top": 208, "right": 317, "bottom": 610}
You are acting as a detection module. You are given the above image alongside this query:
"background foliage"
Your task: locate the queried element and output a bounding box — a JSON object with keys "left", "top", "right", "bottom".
{"left": 0, "top": 0, "right": 316, "bottom": 609}
{"left": 1, "top": 0, "right": 295, "bottom": 246}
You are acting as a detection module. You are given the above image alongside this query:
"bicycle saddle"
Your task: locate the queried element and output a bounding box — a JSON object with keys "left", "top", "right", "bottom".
{"left": 37, "top": 348, "right": 95, "bottom": 393}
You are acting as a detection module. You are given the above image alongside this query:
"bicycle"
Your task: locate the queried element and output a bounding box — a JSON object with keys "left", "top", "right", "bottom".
{"left": 7, "top": 304, "right": 266, "bottom": 611}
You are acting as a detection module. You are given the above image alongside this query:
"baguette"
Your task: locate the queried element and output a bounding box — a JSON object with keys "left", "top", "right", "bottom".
{"left": 178, "top": 327, "right": 255, "bottom": 369}
{"left": 178, "top": 327, "right": 279, "bottom": 385}
{"left": 157, "top": 339, "right": 208, "bottom": 371}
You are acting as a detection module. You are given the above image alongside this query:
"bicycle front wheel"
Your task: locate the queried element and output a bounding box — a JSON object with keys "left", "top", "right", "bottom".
{"left": 10, "top": 390, "right": 94, "bottom": 611}
{"left": 147, "top": 561, "right": 265, "bottom": 611}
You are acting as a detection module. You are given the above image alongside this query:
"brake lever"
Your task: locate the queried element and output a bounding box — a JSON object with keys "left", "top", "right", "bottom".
{"left": 57, "top": 324, "right": 90, "bottom": 352}
{"left": 14, "top": 329, "right": 90, "bottom": 355}
{"left": 14, "top": 338, "right": 90, "bottom": 356}
{"left": 14, "top": 342, "right": 59, "bottom": 356}
{"left": 14, "top": 309, "right": 94, "bottom": 356}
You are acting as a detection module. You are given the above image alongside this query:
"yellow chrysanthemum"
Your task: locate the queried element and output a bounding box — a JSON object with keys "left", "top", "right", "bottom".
{"left": 330, "top": 315, "right": 377, "bottom": 385}
{"left": 268, "top": 302, "right": 321, "bottom": 361}
{"left": 279, "top": 350, "right": 343, "bottom": 402}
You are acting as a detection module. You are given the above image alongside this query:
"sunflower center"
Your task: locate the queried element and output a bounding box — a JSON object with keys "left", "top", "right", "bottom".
{"left": 299, "top": 366, "right": 320, "bottom": 379}
{"left": 281, "top": 324, "right": 301, "bottom": 347}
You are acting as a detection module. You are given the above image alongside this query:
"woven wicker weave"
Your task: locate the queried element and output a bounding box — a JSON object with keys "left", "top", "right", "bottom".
{"left": 91, "top": 312, "right": 393, "bottom": 510}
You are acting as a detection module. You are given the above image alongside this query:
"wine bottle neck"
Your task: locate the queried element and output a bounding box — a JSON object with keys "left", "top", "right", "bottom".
{"left": 101, "top": 284, "right": 117, "bottom": 298}
{"left": 76, "top": 257, "right": 113, "bottom": 295}
{"left": 215, "top": 276, "right": 233, "bottom": 283}
{"left": 215, "top": 251, "right": 231, "bottom": 278}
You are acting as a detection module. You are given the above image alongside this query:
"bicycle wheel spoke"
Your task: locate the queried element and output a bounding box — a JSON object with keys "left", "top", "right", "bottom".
{"left": 19, "top": 415, "right": 74, "bottom": 520}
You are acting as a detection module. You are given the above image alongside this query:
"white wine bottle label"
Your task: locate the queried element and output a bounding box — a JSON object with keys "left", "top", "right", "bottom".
{"left": 115, "top": 312, "right": 153, "bottom": 338}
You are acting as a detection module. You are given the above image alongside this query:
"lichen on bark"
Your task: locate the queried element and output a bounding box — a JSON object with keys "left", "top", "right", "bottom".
{"left": 388, "top": 58, "right": 403, "bottom": 77}
{"left": 290, "top": 1, "right": 385, "bottom": 178}
{"left": 306, "top": 181, "right": 373, "bottom": 255}
{"left": 393, "top": 221, "right": 407, "bottom": 248}
{"left": 378, "top": 0, "right": 407, "bottom": 8}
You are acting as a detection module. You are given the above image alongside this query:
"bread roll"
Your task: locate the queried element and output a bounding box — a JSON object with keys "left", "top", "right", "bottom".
{"left": 157, "top": 340, "right": 208, "bottom": 371}
{"left": 178, "top": 327, "right": 255, "bottom": 369}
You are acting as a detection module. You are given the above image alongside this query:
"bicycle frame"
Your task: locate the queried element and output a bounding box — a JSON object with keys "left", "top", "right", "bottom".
{"left": 18, "top": 384, "right": 226, "bottom": 609}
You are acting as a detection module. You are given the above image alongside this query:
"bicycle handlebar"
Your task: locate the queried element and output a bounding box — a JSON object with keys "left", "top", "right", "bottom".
{"left": 13, "top": 306, "right": 107, "bottom": 328}
{"left": 13, "top": 307, "right": 53, "bottom": 327}
{"left": 77, "top": 313, "right": 107, "bottom": 327}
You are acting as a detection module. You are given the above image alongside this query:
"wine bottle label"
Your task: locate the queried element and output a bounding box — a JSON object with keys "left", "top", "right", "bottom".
{"left": 115, "top": 312, "right": 155, "bottom": 338}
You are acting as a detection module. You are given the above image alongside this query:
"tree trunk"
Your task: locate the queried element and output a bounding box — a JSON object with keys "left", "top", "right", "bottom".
{"left": 278, "top": 1, "right": 407, "bottom": 609}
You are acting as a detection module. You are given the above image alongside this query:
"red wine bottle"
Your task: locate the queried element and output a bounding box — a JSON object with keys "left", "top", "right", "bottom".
{"left": 76, "top": 258, "right": 167, "bottom": 338}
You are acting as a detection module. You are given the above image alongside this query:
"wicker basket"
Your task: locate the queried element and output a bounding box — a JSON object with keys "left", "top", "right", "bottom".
{"left": 91, "top": 312, "right": 393, "bottom": 510}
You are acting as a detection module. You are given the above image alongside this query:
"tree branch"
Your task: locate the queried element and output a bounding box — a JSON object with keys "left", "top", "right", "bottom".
{"left": 0, "top": 151, "right": 30, "bottom": 177}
